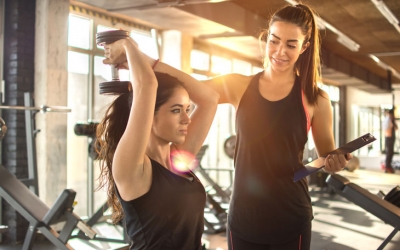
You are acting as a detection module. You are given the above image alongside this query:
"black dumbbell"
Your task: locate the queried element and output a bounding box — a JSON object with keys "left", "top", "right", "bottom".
{"left": 96, "top": 29, "right": 131, "bottom": 95}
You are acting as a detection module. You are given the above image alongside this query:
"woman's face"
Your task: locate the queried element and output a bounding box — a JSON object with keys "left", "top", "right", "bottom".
{"left": 152, "top": 87, "right": 191, "bottom": 144}
{"left": 266, "top": 21, "right": 309, "bottom": 73}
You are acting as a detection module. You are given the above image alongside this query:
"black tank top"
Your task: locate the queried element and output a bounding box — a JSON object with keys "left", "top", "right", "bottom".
{"left": 117, "top": 158, "right": 206, "bottom": 250}
{"left": 229, "top": 72, "right": 313, "bottom": 244}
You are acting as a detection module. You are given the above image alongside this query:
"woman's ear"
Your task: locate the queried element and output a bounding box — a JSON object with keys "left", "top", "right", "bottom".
{"left": 300, "top": 41, "right": 310, "bottom": 54}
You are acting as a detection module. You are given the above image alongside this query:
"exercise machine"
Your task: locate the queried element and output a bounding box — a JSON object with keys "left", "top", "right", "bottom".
{"left": 195, "top": 145, "right": 231, "bottom": 234}
{"left": 0, "top": 92, "right": 72, "bottom": 195}
{"left": 0, "top": 97, "right": 129, "bottom": 248}
{"left": 195, "top": 145, "right": 231, "bottom": 203}
{"left": 73, "top": 202, "right": 130, "bottom": 245}
{"left": 327, "top": 174, "right": 400, "bottom": 250}
{"left": 0, "top": 118, "right": 6, "bottom": 238}
{"left": 0, "top": 110, "right": 96, "bottom": 249}
{"left": 0, "top": 164, "right": 96, "bottom": 250}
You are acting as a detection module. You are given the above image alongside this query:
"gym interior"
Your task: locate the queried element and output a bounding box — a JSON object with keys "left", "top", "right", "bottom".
{"left": 0, "top": 0, "right": 400, "bottom": 249}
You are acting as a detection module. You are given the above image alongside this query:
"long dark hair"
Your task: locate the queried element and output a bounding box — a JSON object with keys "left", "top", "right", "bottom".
{"left": 259, "top": 3, "right": 322, "bottom": 105}
{"left": 95, "top": 72, "right": 185, "bottom": 223}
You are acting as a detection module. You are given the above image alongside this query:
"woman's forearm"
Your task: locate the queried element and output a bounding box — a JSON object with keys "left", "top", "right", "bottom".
{"left": 123, "top": 39, "right": 157, "bottom": 91}
{"left": 145, "top": 56, "right": 219, "bottom": 105}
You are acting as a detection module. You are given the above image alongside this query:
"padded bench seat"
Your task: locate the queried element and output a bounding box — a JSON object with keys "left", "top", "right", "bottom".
{"left": 326, "top": 174, "right": 400, "bottom": 250}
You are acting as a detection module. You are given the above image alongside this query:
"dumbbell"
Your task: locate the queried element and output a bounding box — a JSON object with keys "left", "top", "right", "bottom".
{"left": 96, "top": 29, "right": 131, "bottom": 94}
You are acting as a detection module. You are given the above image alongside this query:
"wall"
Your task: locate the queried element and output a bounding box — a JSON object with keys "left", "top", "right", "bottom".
{"left": 34, "top": 0, "right": 69, "bottom": 207}
{"left": 346, "top": 86, "right": 399, "bottom": 170}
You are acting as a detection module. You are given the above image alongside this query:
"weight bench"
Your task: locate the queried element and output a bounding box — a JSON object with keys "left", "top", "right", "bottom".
{"left": 0, "top": 165, "right": 96, "bottom": 250}
{"left": 327, "top": 174, "right": 400, "bottom": 250}
{"left": 74, "top": 202, "right": 130, "bottom": 244}
{"left": 195, "top": 145, "right": 231, "bottom": 203}
{"left": 195, "top": 145, "right": 229, "bottom": 234}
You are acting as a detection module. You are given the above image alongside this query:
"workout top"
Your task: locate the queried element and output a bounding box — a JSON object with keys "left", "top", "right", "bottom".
{"left": 117, "top": 158, "right": 206, "bottom": 250}
{"left": 229, "top": 72, "right": 313, "bottom": 244}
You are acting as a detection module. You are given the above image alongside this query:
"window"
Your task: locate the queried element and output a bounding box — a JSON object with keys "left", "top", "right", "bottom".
{"left": 232, "top": 59, "right": 252, "bottom": 75}
{"left": 351, "top": 105, "right": 381, "bottom": 156}
{"left": 67, "top": 8, "right": 157, "bottom": 216}
{"left": 68, "top": 15, "right": 91, "bottom": 50}
{"left": 131, "top": 30, "right": 158, "bottom": 59}
{"left": 190, "top": 50, "right": 210, "bottom": 71}
{"left": 320, "top": 84, "right": 340, "bottom": 102}
{"left": 211, "top": 55, "right": 232, "bottom": 75}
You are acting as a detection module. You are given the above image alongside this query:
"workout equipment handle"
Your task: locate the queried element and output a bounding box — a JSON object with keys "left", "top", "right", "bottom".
{"left": 0, "top": 105, "right": 71, "bottom": 113}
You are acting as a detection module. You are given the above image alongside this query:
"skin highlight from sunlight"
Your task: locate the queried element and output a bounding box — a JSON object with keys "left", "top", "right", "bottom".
{"left": 170, "top": 150, "right": 198, "bottom": 173}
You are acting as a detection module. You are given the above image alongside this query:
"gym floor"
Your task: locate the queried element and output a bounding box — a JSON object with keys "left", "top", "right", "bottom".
{"left": 1, "top": 169, "right": 400, "bottom": 250}
{"left": 203, "top": 169, "right": 400, "bottom": 250}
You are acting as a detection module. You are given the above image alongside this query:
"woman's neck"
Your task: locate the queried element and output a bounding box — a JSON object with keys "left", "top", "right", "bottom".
{"left": 146, "top": 141, "right": 171, "bottom": 169}
{"left": 264, "top": 65, "right": 296, "bottom": 85}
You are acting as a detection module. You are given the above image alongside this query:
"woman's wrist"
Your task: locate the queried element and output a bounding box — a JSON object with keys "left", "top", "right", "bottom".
{"left": 123, "top": 38, "right": 136, "bottom": 51}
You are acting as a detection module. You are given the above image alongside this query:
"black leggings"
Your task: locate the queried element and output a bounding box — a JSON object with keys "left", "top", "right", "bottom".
{"left": 385, "top": 136, "right": 395, "bottom": 171}
{"left": 227, "top": 221, "right": 311, "bottom": 250}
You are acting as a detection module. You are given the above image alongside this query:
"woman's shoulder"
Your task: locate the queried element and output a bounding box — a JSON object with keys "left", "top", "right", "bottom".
{"left": 204, "top": 73, "right": 256, "bottom": 107}
{"left": 307, "top": 87, "right": 329, "bottom": 106}
{"left": 233, "top": 73, "right": 259, "bottom": 81}
{"left": 316, "top": 88, "right": 330, "bottom": 107}
{"left": 226, "top": 73, "right": 254, "bottom": 88}
{"left": 304, "top": 87, "right": 330, "bottom": 121}
{"left": 317, "top": 87, "right": 330, "bottom": 99}
{"left": 209, "top": 73, "right": 254, "bottom": 84}
{"left": 312, "top": 87, "right": 332, "bottom": 115}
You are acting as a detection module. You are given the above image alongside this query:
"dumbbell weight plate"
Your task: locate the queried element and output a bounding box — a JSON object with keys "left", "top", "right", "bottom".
{"left": 99, "top": 81, "right": 131, "bottom": 95}
{"left": 96, "top": 30, "right": 130, "bottom": 45}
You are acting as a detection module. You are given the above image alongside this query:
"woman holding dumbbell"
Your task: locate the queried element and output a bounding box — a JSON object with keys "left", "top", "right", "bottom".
{"left": 95, "top": 36, "right": 218, "bottom": 250}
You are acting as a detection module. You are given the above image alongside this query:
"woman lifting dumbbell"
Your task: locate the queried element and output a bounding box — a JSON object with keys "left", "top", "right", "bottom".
{"left": 95, "top": 32, "right": 219, "bottom": 249}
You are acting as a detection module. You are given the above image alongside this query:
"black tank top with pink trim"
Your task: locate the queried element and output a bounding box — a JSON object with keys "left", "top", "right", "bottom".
{"left": 229, "top": 72, "right": 313, "bottom": 244}
{"left": 117, "top": 158, "right": 206, "bottom": 250}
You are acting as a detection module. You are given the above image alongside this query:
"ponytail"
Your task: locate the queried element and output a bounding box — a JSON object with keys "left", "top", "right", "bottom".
{"left": 96, "top": 92, "right": 131, "bottom": 224}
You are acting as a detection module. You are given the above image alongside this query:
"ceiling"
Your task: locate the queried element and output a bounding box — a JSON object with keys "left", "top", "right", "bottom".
{"left": 72, "top": 0, "right": 400, "bottom": 93}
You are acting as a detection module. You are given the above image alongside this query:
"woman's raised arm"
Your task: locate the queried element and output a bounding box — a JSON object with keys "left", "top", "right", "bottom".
{"left": 104, "top": 38, "right": 157, "bottom": 199}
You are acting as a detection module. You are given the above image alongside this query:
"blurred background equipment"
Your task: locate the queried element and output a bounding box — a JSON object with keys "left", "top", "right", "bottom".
{"left": 74, "top": 121, "right": 99, "bottom": 160}
{"left": 0, "top": 117, "right": 6, "bottom": 141}
{"left": 223, "top": 135, "right": 236, "bottom": 159}
{"left": 74, "top": 121, "right": 98, "bottom": 138}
